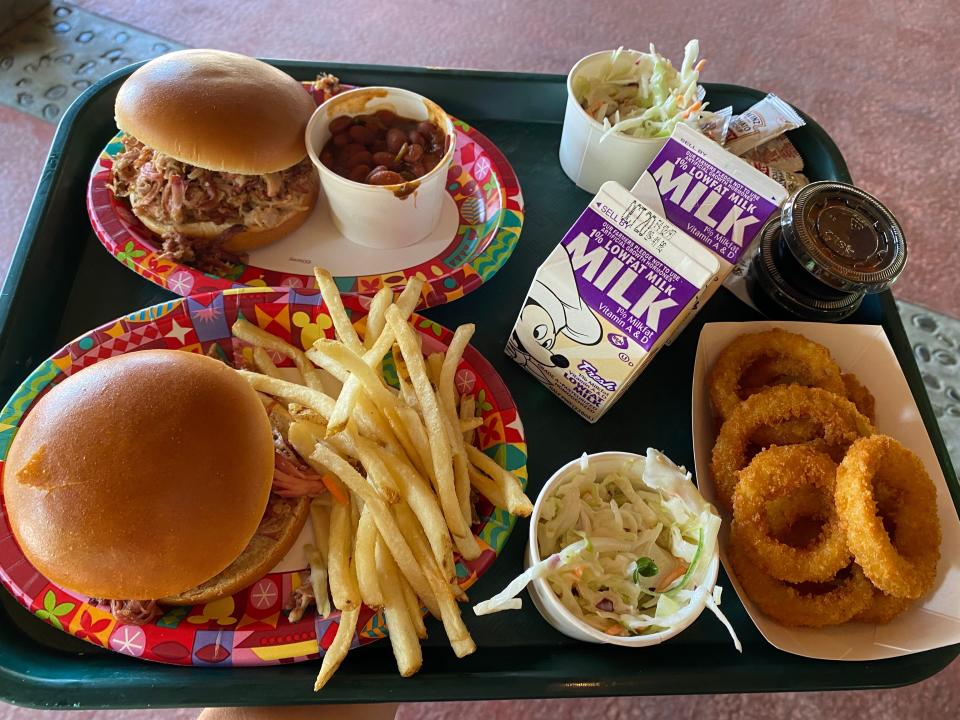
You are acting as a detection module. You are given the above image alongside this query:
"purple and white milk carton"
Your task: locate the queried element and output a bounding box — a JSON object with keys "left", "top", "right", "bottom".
{"left": 507, "top": 181, "right": 719, "bottom": 423}
{"left": 630, "top": 123, "right": 789, "bottom": 309}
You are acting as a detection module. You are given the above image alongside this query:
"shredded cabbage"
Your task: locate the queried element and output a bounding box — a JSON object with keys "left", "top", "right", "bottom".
{"left": 572, "top": 41, "right": 719, "bottom": 140}
{"left": 473, "top": 449, "right": 740, "bottom": 647}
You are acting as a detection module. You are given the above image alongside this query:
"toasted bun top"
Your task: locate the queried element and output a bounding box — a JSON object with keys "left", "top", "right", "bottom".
{"left": 3, "top": 349, "right": 275, "bottom": 600}
{"left": 115, "top": 49, "right": 315, "bottom": 174}
{"left": 162, "top": 496, "right": 310, "bottom": 606}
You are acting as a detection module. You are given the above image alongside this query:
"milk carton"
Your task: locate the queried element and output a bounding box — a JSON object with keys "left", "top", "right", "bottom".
{"left": 507, "top": 182, "right": 720, "bottom": 423}
{"left": 630, "top": 123, "right": 789, "bottom": 309}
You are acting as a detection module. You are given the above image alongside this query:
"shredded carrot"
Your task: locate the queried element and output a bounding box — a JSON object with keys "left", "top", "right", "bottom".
{"left": 322, "top": 473, "right": 349, "bottom": 505}
{"left": 680, "top": 100, "right": 702, "bottom": 120}
{"left": 656, "top": 563, "right": 688, "bottom": 593}
{"left": 604, "top": 625, "right": 625, "bottom": 636}
{"left": 571, "top": 567, "right": 584, "bottom": 579}
{"left": 694, "top": 59, "right": 706, "bottom": 72}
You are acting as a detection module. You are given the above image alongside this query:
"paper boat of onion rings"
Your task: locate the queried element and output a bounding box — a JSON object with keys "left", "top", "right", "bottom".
{"left": 691, "top": 320, "right": 960, "bottom": 661}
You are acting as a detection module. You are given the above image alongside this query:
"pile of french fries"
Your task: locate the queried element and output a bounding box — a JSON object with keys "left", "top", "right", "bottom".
{"left": 233, "top": 268, "right": 532, "bottom": 690}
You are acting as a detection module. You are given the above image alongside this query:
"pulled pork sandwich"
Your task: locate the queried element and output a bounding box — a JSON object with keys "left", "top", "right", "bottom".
{"left": 109, "top": 49, "right": 319, "bottom": 273}
{"left": 2, "top": 350, "right": 312, "bottom": 625}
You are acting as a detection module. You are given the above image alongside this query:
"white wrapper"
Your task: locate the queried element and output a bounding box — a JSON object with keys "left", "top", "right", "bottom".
{"left": 725, "top": 94, "right": 805, "bottom": 156}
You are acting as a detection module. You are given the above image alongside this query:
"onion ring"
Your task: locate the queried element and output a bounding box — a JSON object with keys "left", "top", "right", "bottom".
{"left": 853, "top": 587, "right": 912, "bottom": 624}
{"left": 733, "top": 445, "right": 850, "bottom": 582}
{"left": 709, "top": 329, "right": 845, "bottom": 423}
{"left": 711, "top": 385, "right": 874, "bottom": 509}
{"left": 727, "top": 535, "right": 873, "bottom": 627}
{"left": 835, "top": 435, "right": 940, "bottom": 599}
{"left": 765, "top": 485, "right": 826, "bottom": 543}
{"left": 842, "top": 373, "right": 876, "bottom": 424}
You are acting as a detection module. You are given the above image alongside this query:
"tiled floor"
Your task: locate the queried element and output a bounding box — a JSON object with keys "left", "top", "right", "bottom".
{"left": 0, "top": 1, "right": 958, "bottom": 718}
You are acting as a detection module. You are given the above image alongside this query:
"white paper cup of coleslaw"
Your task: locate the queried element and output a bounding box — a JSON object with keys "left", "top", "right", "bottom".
{"left": 525, "top": 451, "right": 720, "bottom": 647}
{"left": 559, "top": 51, "right": 668, "bottom": 194}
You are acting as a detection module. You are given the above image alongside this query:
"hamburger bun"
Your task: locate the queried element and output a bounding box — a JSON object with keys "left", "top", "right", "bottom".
{"left": 162, "top": 496, "right": 309, "bottom": 605}
{"left": 132, "top": 180, "right": 318, "bottom": 253}
{"left": 115, "top": 49, "right": 315, "bottom": 175}
{"left": 3, "top": 349, "right": 275, "bottom": 600}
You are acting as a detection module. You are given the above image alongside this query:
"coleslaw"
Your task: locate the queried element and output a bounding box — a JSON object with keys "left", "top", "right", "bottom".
{"left": 573, "top": 41, "right": 714, "bottom": 140}
{"left": 474, "top": 449, "right": 740, "bottom": 647}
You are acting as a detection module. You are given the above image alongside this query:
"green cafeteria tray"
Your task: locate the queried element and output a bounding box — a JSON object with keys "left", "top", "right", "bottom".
{"left": 0, "top": 60, "right": 957, "bottom": 709}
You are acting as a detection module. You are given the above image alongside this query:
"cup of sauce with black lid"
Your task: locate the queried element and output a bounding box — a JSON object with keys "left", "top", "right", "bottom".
{"left": 747, "top": 181, "right": 907, "bottom": 321}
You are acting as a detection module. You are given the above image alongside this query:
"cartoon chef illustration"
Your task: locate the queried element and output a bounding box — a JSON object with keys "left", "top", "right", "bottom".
{"left": 506, "top": 245, "right": 602, "bottom": 383}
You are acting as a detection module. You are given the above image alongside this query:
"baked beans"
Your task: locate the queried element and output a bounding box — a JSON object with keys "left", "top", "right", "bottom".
{"left": 320, "top": 110, "right": 449, "bottom": 185}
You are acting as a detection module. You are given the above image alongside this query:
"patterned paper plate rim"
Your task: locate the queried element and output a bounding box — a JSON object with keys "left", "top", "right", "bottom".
{"left": 0, "top": 287, "right": 527, "bottom": 666}
{"left": 87, "top": 82, "right": 524, "bottom": 308}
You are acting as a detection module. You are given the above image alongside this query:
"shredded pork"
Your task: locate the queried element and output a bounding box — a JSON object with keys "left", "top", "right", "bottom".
{"left": 286, "top": 571, "right": 316, "bottom": 623}
{"left": 109, "top": 134, "right": 317, "bottom": 273}
{"left": 88, "top": 598, "right": 162, "bottom": 626}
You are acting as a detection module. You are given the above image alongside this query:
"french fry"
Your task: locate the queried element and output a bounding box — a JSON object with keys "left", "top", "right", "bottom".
{"left": 399, "top": 572, "right": 428, "bottom": 640}
{"left": 252, "top": 346, "right": 284, "bottom": 379}
{"left": 355, "top": 506, "right": 383, "bottom": 608}
{"left": 322, "top": 279, "right": 425, "bottom": 436}
{"left": 426, "top": 352, "right": 445, "bottom": 387}
{"left": 386, "top": 306, "right": 470, "bottom": 540}
{"left": 240, "top": 370, "right": 336, "bottom": 417}
{"left": 439, "top": 408, "right": 481, "bottom": 560}
{"left": 314, "top": 607, "right": 359, "bottom": 691}
{"left": 438, "top": 325, "right": 475, "bottom": 523}
{"left": 309, "top": 442, "right": 441, "bottom": 619}
{"left": 245, "top": 372, "right": 387, "bottom": 447}
{"left": 232, "top": 318, "right": 320, "bottom": 388}
{"left": 288, "top": 422, "right": 349, "bottom": 501}
{"left": 459, "top": 395, "right": 477, "bottom": 444}
{"left": 314, "top": 268, "right": 363, "bottom": 355}
{"left": 392, "top": 503, "right": 476, "bottom": 658}
{"left": 394, "top": 403, "right": 436, "bottom": 487}
{"left": 328, "top": 495, "right": 361, "bottom": 611}
{"left": 375, "top": 537, "right": 423, "bottom": 677}
{"left": 468, "top": 465, "right": 508, "bottom": 510}
{"left": 310, "top": 499, "right": 331, "bottom": 558}
{"left": 304, "top": 543, "right": 332, "bottom": 618}
{"left": 326, "top": 431, "right": 400, "bottom": 505}
{"left": 361, "top": 439, "right": 456, "bottom": 581}
{"left": 466, "top": 444, "right": 533, "bottom": 518}
{"left": 459, "top": 416, "right": 482, "bottom": 435}
{"left": 364, "top": 287, "right": 394, "bottom": 350}
{"left": 307, "top": 340, "right": 420, "bottom": 461}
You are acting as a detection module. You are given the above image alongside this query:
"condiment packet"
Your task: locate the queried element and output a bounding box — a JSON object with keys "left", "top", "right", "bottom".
{"left": 629, "top": 123, "right": 788, "bottom": 320}
{"left": 506, "top": 181, "right": 719, "bottom": 423}
{"left": 739, "top": 135, "right": 804, "bottom": 172}
{"left": 697, "top": 106, "right": 733, "bottom": 145}
{"left": 724, "top": 93, "right": 805, "bottom": 156}
{"left": 749, "top": 162, "right": 809, "bottom": 193}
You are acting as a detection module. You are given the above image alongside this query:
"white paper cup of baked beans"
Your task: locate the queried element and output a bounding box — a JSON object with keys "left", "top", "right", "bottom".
{"left": 559, "top": 51, "right": 668, "bottom": 194}
{"left": 524, "top": 451, "right": 720, "bottom": 647}
{"left": 306, "top": 86, "right": 455, "bottom": 249}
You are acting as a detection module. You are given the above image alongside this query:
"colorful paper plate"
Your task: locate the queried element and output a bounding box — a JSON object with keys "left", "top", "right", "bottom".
{"left": 87, "top": 83, "right": 524, "bottom": 307}
{"left": 0, "top": 287, "right": 527, "bottom": 666}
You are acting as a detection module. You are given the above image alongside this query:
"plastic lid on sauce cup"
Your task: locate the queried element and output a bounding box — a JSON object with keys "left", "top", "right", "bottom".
{"left": 748, "top": 216, "right": 864, "bottom": 322}
{"left": 780, "top": 181, "right": 907, "bottom": 294}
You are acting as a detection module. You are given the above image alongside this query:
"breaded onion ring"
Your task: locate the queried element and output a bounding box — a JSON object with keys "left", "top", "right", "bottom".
{"left": 709, "top": 329, "right": 845, "bottom": 423}
{"left": 733, "top": 446, "right": 850, "bottom": 582}
{"left": 842, "top": 373, "right": 876, "bottom": 424}
{"left": 765, "top": 485, "right": 825, "bottom": 540}
{"left": 711, "top": 385, "right": 874, "bottom": 509}
{"left": 835, "top": 435, "right": 940, "bottom": 600}
{"left": 853, "top": 587, "right": 912, "bottom": 624}
{"left": 727, "top": 535, "right": 873, "bottom": 627}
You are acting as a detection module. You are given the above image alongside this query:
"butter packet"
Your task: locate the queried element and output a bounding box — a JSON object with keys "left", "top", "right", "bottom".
{"left": 630, "top": 123, "right": 788, "bottom": 310}
{"left": 507, "top": 181, "right": 719, "bottom": 423}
